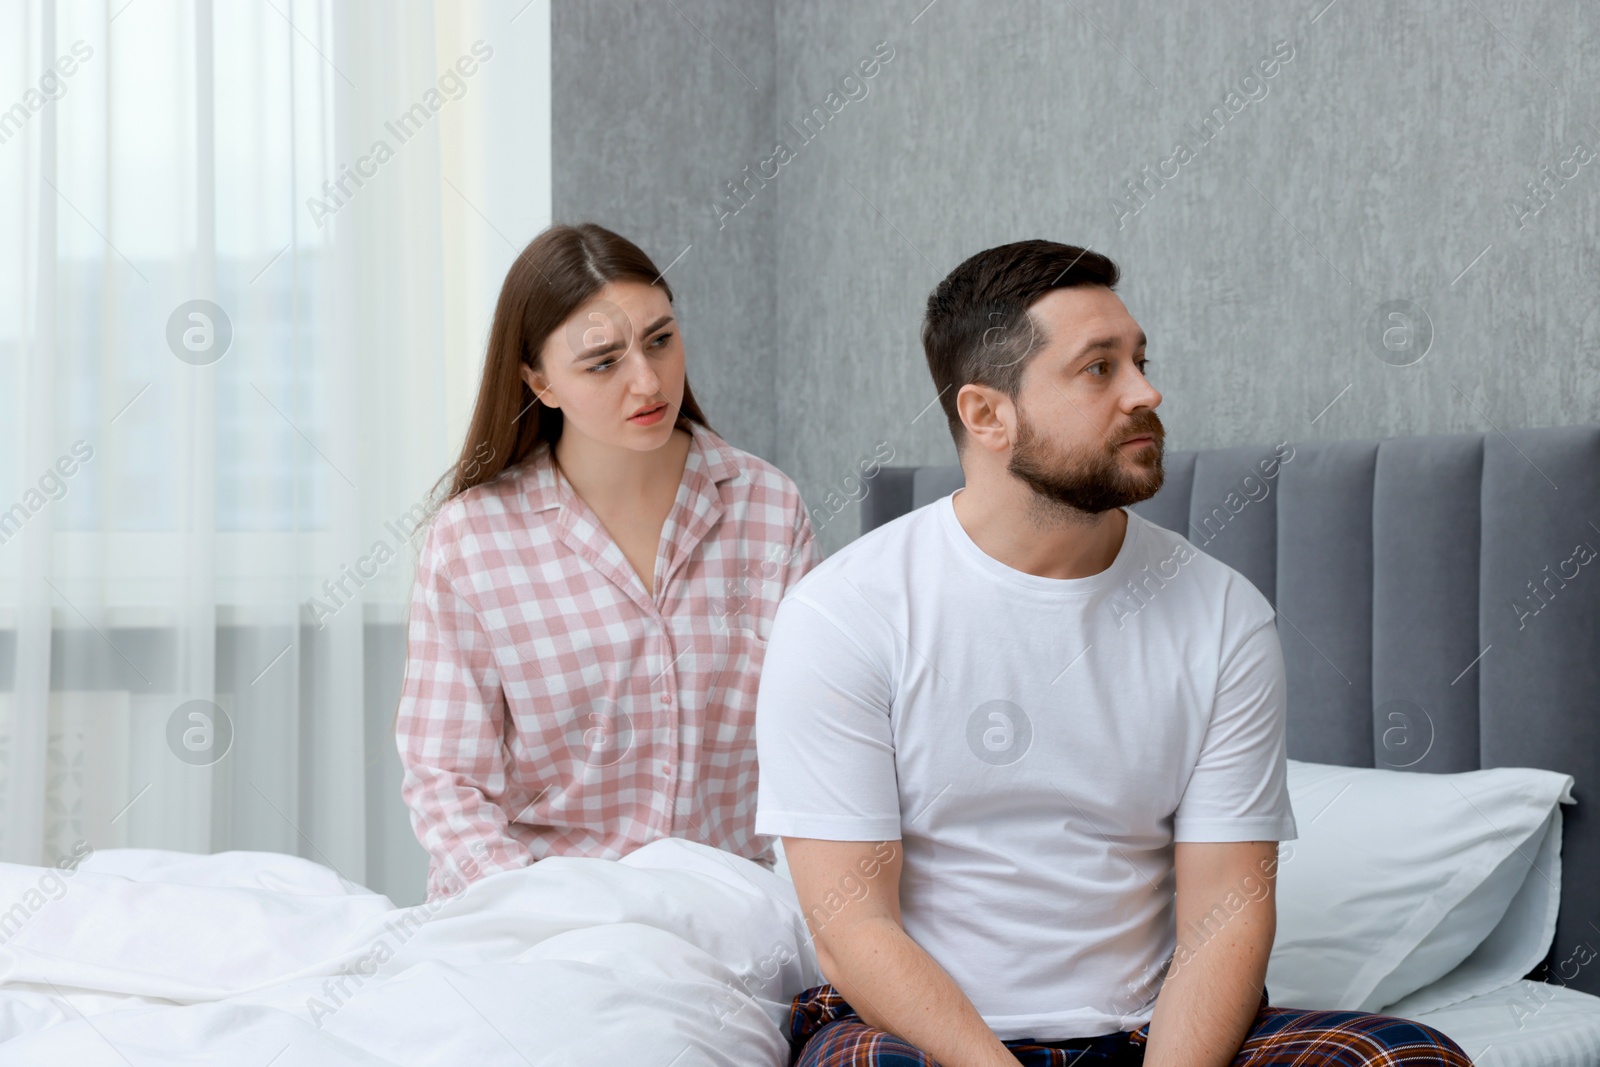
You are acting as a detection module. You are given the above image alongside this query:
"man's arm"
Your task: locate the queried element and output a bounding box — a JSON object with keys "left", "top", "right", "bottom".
{"left": 1142, "top": 840, "right": 1279, "bottom": 1067}
{"left": 783, "top": 837, "right": 1020, "bottom": 1067}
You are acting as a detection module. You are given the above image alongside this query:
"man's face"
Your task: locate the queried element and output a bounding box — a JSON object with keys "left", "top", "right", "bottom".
{"left": 1003, "top": 286, "right": 1165, "bottom": 514}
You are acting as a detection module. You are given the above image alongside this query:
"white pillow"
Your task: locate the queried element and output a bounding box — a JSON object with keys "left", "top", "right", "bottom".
{"left": 1381, "top": 804, "right": 1566, "bottom": 1016}
{"left": 1267, "top": 759, "right": 1575, "bottom": 1014}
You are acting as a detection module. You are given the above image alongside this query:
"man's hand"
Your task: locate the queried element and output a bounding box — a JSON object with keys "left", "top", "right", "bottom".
{"left": 783, "top": 837, "right": 1021, "bottom": 1067}
{"left": 1143, "top": 840, "right": 1280, "bottom": 1067}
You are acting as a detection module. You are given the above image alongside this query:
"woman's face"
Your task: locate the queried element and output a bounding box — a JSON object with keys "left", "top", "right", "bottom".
{"left": 524, "top": 280, "right": 686, "bottom": 452}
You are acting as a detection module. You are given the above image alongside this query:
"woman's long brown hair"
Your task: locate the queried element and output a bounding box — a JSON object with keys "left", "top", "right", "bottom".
{"left": 423, "top": 223, "right": 714, "bottom": 523}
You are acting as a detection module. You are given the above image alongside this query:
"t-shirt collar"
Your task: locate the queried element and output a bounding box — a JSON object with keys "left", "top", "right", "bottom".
{"left": 937, "top": 487, "right": 1144, "bottom": 595}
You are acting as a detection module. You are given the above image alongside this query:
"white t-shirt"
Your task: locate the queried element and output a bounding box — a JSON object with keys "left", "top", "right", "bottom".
{"left": 754, "top": 489, "right": 1298, "bottom": 1041}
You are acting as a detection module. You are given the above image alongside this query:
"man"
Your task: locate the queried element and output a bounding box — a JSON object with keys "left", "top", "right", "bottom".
{"left": 753, "top": 241, "right": 1474, "bottom": 1066}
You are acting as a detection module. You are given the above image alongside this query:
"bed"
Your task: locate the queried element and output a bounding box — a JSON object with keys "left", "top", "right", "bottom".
{"left": 0, "top": 424, "right": 1593, "bottom": 1064}
{"left": 860, "top": 422, "right": 1600, "bottom": 1064}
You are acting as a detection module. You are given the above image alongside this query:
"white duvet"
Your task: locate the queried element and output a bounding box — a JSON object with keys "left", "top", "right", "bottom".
{"left": 0, "top": 839, "right": 820, "bottom": 1065}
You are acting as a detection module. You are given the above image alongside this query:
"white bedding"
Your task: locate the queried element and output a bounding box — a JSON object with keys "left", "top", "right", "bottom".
{"left": 1412, "top": 979, "right": 1600, "bottom": 1067}
{"left": 0, "top": 840, "right": 820, "bottom": 1065}
{"left": 1, "top": 841, "right": 1595, "bottom": 1066}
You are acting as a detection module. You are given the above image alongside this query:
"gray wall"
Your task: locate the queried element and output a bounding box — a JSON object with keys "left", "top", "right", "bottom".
{"left": 551, "top": 0, "right": 778, "bottom": 459}
{"left": 556, "top": 0, "right": 1600, "bottom": 557}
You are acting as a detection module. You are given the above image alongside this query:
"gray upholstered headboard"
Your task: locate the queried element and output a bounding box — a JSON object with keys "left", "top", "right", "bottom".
{"left": 860, "top": 424, "right": 1600, "bottom": 996}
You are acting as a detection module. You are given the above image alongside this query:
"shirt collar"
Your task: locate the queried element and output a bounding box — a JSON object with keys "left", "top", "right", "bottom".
{"left": 522, "top": 418, "right": 740, "bottom": 514}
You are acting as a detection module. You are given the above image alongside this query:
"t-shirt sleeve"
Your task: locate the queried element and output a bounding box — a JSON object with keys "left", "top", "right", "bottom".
{"left": 754, "top": 594, "right": 902, "bottom": 841}
{"left": 1172, "top": 607, "right": 1299, "bottom": 843}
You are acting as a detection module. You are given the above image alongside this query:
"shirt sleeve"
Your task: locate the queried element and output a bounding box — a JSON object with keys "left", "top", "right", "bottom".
{"left": 780, "top": 502, "right": 822, "bottom": 594}
{"left": 395, "top": 516, "right": 536, "bottom": 900}
{"left": 1172, "top": 609, "right": 1299, "bottom": 843}
{"left": 754, "top": 594, "right": 902, "bottom": 841}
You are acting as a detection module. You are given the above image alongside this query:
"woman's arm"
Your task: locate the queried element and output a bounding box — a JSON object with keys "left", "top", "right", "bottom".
{"left": 775, "top": 497, "right": 821, "bottom": 594}
{"left": 395, "top": 519, "right": 535, "bottom": 901}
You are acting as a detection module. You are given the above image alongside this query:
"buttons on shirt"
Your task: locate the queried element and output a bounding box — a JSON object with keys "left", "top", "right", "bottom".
{"left": 396, "top": 425, "right": 807, "bottom": 879}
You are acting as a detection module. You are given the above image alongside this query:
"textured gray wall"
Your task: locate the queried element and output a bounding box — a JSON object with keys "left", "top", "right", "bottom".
{"left": 551, "top": 0, "right": 778, "bottom": 458}
{"left": 773, "top": 0, "right": 1600, "bottom": 555}
{"left": 556, "top": 1, "right": 1600, "bottom": 557}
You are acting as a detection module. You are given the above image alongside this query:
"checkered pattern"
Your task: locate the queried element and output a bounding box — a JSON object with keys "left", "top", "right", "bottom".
{"left": 787, "top": 983, "right": 1477, "bottom": 1066}
{"left": 396, "top": 420, "right": 818, "bottom": 901}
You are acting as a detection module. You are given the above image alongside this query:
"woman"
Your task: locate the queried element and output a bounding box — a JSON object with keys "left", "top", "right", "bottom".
{"left": 395, "top": 223, "right": 819, "bottom": 902}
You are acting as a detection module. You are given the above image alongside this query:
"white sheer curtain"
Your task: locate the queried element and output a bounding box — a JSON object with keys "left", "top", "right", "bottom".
{"left": 0, "top": 0, "right": 550, "bottom": 903}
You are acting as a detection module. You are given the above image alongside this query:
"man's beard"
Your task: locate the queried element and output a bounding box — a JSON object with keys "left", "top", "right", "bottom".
{"left": 1006, "top": 405, "right": 1166, "bottom": 515}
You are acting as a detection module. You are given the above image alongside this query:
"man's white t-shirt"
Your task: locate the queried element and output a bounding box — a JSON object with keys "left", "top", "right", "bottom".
{"left": 754, "top": 490, "right": 1298, "bottom": 1041}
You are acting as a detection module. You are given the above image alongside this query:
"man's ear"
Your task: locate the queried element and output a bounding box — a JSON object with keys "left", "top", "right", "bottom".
{"left": 520, "top": 363, "right": 559, "bottom": 409}
{"left": 955, "top": 382, "right": 1015, "bottom": 455}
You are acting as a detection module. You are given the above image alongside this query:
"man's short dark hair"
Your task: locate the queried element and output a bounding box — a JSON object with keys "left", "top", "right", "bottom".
{"left": 921, "top": 240, "right": 1120, "bottom": 451}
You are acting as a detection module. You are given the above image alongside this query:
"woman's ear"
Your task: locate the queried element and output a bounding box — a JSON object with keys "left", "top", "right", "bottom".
{"left": 520, "top": 363, "right": 559, "bottom": 408}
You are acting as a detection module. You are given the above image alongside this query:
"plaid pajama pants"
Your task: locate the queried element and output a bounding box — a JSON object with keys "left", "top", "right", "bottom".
{"left": 786, "top": 983, "right": 1476, "bottom": 1066}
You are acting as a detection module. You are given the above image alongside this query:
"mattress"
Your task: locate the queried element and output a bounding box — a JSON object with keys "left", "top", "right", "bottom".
{"left": 1411, "top": 980, "right": 1600, "bottom": 1067}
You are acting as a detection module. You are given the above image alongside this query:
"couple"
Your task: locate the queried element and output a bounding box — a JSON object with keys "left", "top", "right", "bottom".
{"left": 394, "top": 224, "right": 1471, "bottom": 1066}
